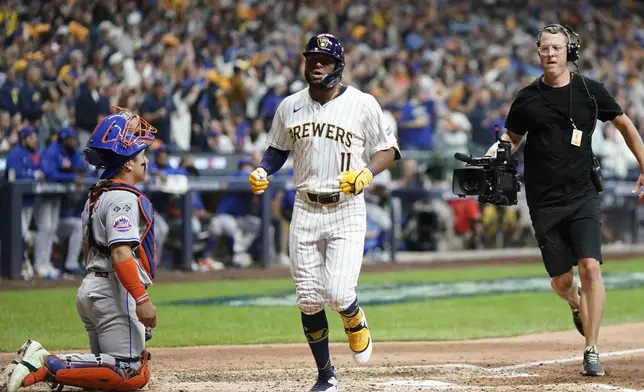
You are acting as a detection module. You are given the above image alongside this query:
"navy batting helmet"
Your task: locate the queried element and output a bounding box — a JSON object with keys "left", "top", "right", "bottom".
{"left": 84, "top": 106, "right": 156, "bottom": 177}
{"left": 303, "top": 33, "right": 345, "bottom": 88}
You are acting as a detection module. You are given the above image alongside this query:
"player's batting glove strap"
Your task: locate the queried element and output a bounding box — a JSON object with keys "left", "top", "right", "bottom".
{"left": 249, "top": 168, "right": 269, "bottom": 195}
{"left": 339, "top": 166, "right": 374, "bottom": 195}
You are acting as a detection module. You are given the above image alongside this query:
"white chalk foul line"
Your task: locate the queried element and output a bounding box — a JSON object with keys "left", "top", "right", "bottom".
{"left": 590, "top": 383, "right": 644, "bottom": 392}
{"left": 348, "top": 347, "right": 644, "bottom": 374}
{"left": 383, "top": 380, "right": 455, "bottom": 387}
{"left": 489, "top": 347, "right": 644, "bottom": 372}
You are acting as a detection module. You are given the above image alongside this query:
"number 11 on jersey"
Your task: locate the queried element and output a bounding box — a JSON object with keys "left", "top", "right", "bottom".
{"left": 340, "top": 152, "right": 351, "bottom": 172}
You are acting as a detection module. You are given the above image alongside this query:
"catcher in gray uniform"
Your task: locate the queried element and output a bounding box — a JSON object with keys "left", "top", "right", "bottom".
{"left": 1, "top": 106, "right": 158, "bottom": 392}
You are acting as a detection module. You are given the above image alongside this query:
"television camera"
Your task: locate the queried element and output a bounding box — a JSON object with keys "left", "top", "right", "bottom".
{"left": 452, "top": 125, "right": 522, "bottom": 206}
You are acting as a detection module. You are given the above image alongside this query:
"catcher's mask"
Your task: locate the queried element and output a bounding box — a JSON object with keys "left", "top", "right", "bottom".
{"left": 84, "top": 106, "right": 157, "bottom": 179}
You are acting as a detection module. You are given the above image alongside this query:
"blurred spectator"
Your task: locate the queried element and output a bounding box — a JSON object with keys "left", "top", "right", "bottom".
{"left": 438, "top": 110, "right": 472, "bottom": 160}
{"left": 1, "top": 0, "right": 644, "bottom": 265}
{"left": 447, "top": 198, "right": 483, "bottom": 249}
{"left": 19, "top": 64, "right": 44, "bottom": 128}
{"left": 140, "top": 80, "right": 176, "bottom": 146}
{"left": 0, "top": 112, "right": 18, "bottom": 152}
{"left": 0, "top": 69, "right": 20, "bottom": 121}
{"left": 596, "top": 122, "right": 638, "bottom": 179}
{"left": 147, "top": 146, "right": 182, "bottom": 268}
{"left": 364, "top": 169, "right": 395, "bottom": 262}
{"left": 171, "top": 77, "right": 202, "bottom": 151}
{"left": 204, "top": 120, "right": 235, "bottom": 153}
{"left": 56, "top": 194, "right": 85, "bottom": 275}
{"left": 177, "top": 164, "right": 225, "bottom": 272}
{"left": 0, "top": 0, "right": 640, "bottom": 165}
{"left": 210, "top": 157, "right": 263, "bottom": 268}
{"left": 240, "top": 118, "right": 268, "bottom": 155}
{"left": 36, "top": 127, "right": 87, "bottom": 278}
{"left": 396, "top": 89, "right": 434, "bottom": 150}
{"left": 5, "top": 126, "right": 43, "bottom": 246}
{"left": 74, "top": 68, "right": 110, "bottom": 147}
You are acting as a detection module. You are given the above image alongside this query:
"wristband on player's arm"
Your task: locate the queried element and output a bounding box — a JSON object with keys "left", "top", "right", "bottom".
{"left": 114, "top": 258, "right": 149, "bottom": 305}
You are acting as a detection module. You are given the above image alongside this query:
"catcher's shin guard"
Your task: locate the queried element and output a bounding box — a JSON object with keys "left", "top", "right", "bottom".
{"left": 42, "top": 351, "right": 151, "bottom": 391}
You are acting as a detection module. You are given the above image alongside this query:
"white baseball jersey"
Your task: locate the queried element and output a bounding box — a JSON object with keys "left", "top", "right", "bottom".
{"left": 266, "top": 85, "right": 398, "bottom": 193}
{"left": 265, "top": 84, "right": 399, "bottom": 318}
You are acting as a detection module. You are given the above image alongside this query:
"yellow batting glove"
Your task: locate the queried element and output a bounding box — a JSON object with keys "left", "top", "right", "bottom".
{"left": 339, "top": 167, "right": 374, "bottom": 195}
{"left": 249, "top": 167, "right": 269, "bottom": 195}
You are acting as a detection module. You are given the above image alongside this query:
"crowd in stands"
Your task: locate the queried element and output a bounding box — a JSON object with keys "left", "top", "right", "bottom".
{"left": 1, "top": 0, "right": 643, "bottom": 277}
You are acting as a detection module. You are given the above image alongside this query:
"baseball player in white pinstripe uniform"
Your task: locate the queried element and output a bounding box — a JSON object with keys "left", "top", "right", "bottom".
{"left": 249, "top": 33, "right": 401, "bottom": 392}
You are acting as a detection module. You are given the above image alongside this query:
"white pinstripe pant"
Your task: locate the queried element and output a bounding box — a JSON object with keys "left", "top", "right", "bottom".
{"left": 289, "top": 192, "right": 366, "bottom": 315}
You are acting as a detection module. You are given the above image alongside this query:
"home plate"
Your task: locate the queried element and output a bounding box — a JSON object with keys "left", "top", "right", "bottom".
{"left": 380, "top": 380, "right": 456, "bottom": 388}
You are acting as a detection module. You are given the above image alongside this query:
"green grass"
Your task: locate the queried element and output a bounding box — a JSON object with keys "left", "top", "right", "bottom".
{"left": 1, "top": 258, "right": 643, "bottom": 351}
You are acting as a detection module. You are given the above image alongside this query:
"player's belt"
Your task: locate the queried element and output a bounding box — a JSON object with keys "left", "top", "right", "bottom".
{"left": 87, "top": 271, "right": 110, "bottom": 278}
{"left": 307, "top": 192, "right": 340, "bottom": 204}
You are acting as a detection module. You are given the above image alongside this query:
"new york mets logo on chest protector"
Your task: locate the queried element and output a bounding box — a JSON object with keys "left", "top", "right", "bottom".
{"left": 87, "top": 180, "right": 157, "bottom": 278}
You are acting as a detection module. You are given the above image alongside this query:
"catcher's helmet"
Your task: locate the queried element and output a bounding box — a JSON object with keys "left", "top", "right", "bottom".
{"left": 84, "top": 106, "right": 156, "bottom": 171}
{"left": 303, "top": 33, "right": 345, "bottom": 88}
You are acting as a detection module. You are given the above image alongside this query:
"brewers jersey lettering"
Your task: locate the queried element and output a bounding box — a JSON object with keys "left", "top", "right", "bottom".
{"left": 267, "top": 85, "right": 397, "bottom": 194}
{"left": 266, "top": 85, "right": 398, "bottom": 315}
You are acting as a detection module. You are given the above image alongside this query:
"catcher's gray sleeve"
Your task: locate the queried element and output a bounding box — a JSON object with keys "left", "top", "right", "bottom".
{"left": 104, "top": 192, "right": 141, "bottom": 246}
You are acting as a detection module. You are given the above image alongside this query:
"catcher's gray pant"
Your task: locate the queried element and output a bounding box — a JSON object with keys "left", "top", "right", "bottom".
{"left": 154, "top": 211, "right": 169, "bottom": 262}
{"left": 58, "top": 217, "right": 83, "bottom": 270}
{"left": 34, "top": 197, "right": 61, "bottom": 271}
{"left": 76, "top": 272, "right": 145, "bottom": 366}
{"left": 210, "top": 214, "right": 261, "bottom": 254}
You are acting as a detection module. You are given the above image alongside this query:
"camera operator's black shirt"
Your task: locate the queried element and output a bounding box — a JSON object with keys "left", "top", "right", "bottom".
{"left": 504, "top": 73, "right": 623, "bottom": 209}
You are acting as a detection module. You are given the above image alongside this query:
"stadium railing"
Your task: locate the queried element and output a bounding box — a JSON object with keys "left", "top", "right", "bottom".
{"left": 1, "top": 173, "right": 642, "bottom": 279}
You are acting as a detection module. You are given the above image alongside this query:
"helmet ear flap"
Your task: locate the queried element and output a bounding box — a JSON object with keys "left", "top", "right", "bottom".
{"left": 84, "top": 148, "right": 106, "bottom": 168}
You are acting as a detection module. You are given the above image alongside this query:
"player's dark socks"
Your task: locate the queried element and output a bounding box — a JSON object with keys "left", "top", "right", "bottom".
{"left": 339, "top": 298, "right": 360, "bottom": 318}
{"left": 302, "top": 310, "right": 333, "bottom": 374}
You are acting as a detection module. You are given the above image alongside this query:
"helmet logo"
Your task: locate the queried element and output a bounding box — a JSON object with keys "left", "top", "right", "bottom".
{"left": 317, "top": 36, "right": 330, "bottom": 49}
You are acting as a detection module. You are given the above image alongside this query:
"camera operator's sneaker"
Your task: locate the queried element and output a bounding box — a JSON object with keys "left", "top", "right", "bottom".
{"left": 581, "top": 346, "right": 605, "bottom": 376}
{"left": 570, "top": 285, "right": 584, "bottom": 336}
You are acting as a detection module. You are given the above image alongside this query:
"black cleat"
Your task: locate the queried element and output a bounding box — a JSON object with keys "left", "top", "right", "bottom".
{"left": 570, "top": 285, "right": 584, "bottom": 336}
{"left": 581, "top": 346, "right": 605, "bottom": 376}
{"left": 308, "top": 367, "right": 338, "bottom": 392}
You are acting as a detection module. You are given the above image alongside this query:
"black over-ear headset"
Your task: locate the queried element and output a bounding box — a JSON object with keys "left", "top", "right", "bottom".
{"left": 536, "top": 24, "right": 581, "bottom": 63}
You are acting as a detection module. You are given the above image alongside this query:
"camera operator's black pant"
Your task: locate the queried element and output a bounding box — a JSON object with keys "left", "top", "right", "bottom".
{"left": 529, "top": 193, "right": 603, "bottom": 278}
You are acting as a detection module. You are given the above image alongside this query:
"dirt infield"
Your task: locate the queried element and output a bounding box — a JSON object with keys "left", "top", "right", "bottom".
{"left": 2, "top": 254, "right": 643, "bottom": 390}
{"left": 2, "top": 323, "right": 643, "bottom": 391}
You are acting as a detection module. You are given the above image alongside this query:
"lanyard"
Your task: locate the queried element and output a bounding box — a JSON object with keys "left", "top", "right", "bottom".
{"left": 537, "top": 72, "right": 579, "bottom": 131}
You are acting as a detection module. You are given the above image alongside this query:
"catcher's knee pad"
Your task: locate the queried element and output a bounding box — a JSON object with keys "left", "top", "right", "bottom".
{"left": 44, "top": 351, "right": 151, "bottom": 392}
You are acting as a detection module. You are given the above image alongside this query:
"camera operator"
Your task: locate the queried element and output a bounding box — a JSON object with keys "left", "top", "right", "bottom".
{"left": 485, "top": 24, "right": 644, "bottom": 377}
